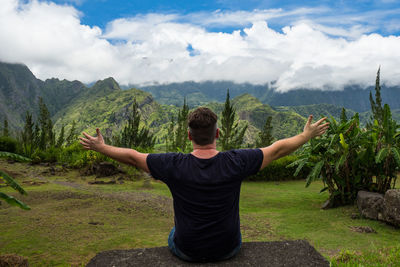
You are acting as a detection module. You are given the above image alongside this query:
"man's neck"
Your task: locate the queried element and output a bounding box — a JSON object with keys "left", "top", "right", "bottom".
{"left": 191, "top": 142, "right": 219, "bottom": 159}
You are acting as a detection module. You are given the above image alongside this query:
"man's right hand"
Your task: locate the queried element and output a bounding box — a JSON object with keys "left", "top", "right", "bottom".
{"left": 302, "top": 115, "right": 330, "bottom": 140}
{"left": 79, "top": 128, "right": 105, "bottom": 152}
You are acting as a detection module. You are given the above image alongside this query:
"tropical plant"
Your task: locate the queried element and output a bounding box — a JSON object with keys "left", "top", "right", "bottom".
{"left": 0, "top": 152, "right": 31, "bottom": 210}
{"left": 289, "top": 114, "right": 374, "bottom": 207}
{"left": 372, "top": 104, "right": 400, "bottom": 192}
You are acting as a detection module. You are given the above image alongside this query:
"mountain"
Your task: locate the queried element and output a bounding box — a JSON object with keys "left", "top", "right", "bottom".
{"left": 2, "top": 61, "right": 399, "bottom": 146}
{"left": 203, "top": 94, "right": 306, "bottom": 142}
{"left": 0, "top": 62, "right": 87, "bottom": 131}
{"left": 138, "top": 81, "right": 400, "bottom": 113}
{"left": 52, "top": 79, "right": 178, "bottom": 141}
{"left": 0, "top": 62, "right": 43, "bottom": 129}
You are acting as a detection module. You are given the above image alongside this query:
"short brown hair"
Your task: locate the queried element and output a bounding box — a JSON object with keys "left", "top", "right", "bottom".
{"left": 188, "top": 107, "right": 218, "bottom": 145}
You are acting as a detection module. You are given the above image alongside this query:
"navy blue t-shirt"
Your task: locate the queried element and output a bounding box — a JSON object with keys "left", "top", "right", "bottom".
{"left": 146, "top": 149, "right": 263, "bottom": 261}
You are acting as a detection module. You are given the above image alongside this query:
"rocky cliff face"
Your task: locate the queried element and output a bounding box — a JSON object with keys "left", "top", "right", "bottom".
{"left": 0, "top": 62, "right": 42, "bottom": 129}
{"left": 0, "top": 62, "right": 87, "bottom": 131}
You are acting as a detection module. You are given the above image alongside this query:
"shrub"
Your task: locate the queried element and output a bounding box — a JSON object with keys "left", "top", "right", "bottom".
{"left": 0, "top": 136, "right": 18, "bottom": 153}
{"left": 31, "top": 147, "right": 59, "bottom": 163}
{"left": 58, "top": 141, "right": 110, "bottom": 168}
{"left": 246, "top": 155, "right": 309, "bottom": 181}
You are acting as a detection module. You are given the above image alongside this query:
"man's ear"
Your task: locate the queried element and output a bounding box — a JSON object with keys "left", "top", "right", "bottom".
{"left": 215, "top": 128, "right": 220, "bottom": 139}
{"left": 188, "top": 130, "right": 193, "bottom": 140}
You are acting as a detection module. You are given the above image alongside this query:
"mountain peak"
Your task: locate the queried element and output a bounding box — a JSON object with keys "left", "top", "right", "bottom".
{"left": 93, "top": 77, "right": 120, "bottom": 91}
{"left": 88, "top": 77, "right": 121, "bottom": 98}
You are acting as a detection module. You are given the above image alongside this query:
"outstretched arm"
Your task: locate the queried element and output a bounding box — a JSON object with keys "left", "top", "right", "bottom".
{"left": 79, "top": 128, "right": 149, "bottom": 173}
{"left": 259, "top": 115, "right": 329, "bottom": 170}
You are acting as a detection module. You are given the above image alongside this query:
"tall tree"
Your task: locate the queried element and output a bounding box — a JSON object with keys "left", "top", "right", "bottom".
{"left": 370, "top": 67, "right": 384, "bottom": 124}
{"left": 121, "top": 99, "right": 141, "bottom": 148}
{"left": 65, "top": 120, "right": 77, "bottom": 147}
{"left": 21, "top": 111, "right": 34, "bottom": 156}
{"left": 2, "top": 119, "right": 9, "bottom": 137}
{"left": 38, "top": 97, "right": 54, "bottom": 150}
{"left": 165, "top": 117, "right": 176, "bottom": 152}
{"left": 175, "top": 98, "right": 190, "bottom": 152}
{"left": 219, "top": 90, "right": 247, "bottom": 151}
{"left": 120, "top": 98, "right": 155, "bottom": 149}
{"left": 165, "top": 99, "right": 190, "bottom": 152}
{"left": 256, "top": 116, "right": 274, "bottom": 148}
{"left": 340, "top": 108, "right": 348, "bottom": 123}
{"left": 56, "top": 125, "right": 65, "bottom": 148}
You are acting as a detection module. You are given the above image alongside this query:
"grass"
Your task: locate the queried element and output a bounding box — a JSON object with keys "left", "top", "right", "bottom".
{"left": 1, "top": 159, "right": 400, "bottom": 266}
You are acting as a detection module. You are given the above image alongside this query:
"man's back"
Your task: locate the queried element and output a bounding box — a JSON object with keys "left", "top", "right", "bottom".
{"left": 147, "top": 149, "right": 263, "bottom": 261}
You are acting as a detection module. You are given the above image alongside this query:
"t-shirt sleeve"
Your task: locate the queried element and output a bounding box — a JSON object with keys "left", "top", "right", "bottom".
{"left": 237, "top": 148, "right": 264, "bottom": 177}
{"left": 146, "top": 153, "right": 176, "bottom": 183}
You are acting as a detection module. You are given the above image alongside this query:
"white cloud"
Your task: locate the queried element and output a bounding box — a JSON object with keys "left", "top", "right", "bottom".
{"left": 0, "top": 0, "right": 400, "bottom": 91}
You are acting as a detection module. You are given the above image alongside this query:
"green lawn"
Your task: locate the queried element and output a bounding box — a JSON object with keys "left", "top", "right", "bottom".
{"left": 0, "top": 160, "right": 399, "bottom": 266}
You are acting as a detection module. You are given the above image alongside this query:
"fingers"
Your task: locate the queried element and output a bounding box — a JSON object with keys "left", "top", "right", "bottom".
{"left": 96, "top": 128, "right": 102, "bottom": 137}
{"left": 314, "top": 117, "right": 327, "bottom": 125}
{"left": 82, "top": 132, "right": 93, "bottom": 140}
{"left": 79, "top": 140, "right": 90, "bottom": 150}
{"left": 79, "top": 137, "right": 89, "bottom": 143}
{"left": 307, "top": 115, "right": 313, "bottom": 125}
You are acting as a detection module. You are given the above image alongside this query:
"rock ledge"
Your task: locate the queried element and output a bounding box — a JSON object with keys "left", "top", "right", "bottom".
{"left": 87, "top": 240, "right": 329, "bottom": 267}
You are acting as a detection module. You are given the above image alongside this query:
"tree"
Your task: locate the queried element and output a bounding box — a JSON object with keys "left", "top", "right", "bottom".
{"left": 21, "top": 111, "right": 34, "bottom": 156}
{"left": 2, "top": 119, "right": 9, "bottom": 137}
{"left": 256, "top": 116, "right": 274, "bottom": 147}
{"left": 56, "top": 125, "right": 65, "bottom": 148}
{"left": 175, "top": 98, "right": 190, "bottom": 152}
{"left": 165, "top": 99, "right": 190, "bottom": 152}
{"left": 120, "top": 99, "right": 155, "bottom": 150}
{"left": 38, "top": 97, "right": 54, "bottom": 150}
{"left": 121, "top": 99, "right": 141, "bottom": 148}
{"left": 340, "top": 108, "right": 348, "bottom": 123}
{"left": 165, "top": 117, "right": 176, "bottom": 152}
{"left": 65, "top": 120, "right": 77, "bottom": 147}
{"left": 369, "top": 67, "right": 384, "bottom": 125}
{"left": 219, "top": 90, "right": 247, "bottom": 151}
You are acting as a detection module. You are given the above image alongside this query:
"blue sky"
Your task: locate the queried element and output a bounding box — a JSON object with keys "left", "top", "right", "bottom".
{"left": 54, "top": 0, "right": 400, "bottom": 35}
{"left": 1, "top": 0, "right": 399, "bottom": 90}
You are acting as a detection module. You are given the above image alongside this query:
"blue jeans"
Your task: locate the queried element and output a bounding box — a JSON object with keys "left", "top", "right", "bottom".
{"left": 168, "top": 227, "right": 242, "bottom": 262}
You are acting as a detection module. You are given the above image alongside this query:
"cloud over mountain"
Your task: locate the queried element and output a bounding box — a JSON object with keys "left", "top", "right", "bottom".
{"left": 0, "top": 0, "right": 399, "bottom": 91}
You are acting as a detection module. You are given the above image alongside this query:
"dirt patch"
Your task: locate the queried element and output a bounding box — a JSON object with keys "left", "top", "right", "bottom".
{"left": 88, "top": 180, "right": 116, "bottom": 185}
{"left": 240, "top": 214, "right": 275, "bottom": 240}
{"left": 21, "top": 180, "right": 48, "bottom": 186}
{"left": 9, "top": 190, "right": 93, "bottom": 206}
{"left": 98, "top": 191, "right": 173, "bottom": 216}
{"left": 0, "top": 254, "right": 29, "bottom": 267}
{"left": 0, "top": 169, "right": 23, "bottom": 179}
{"left": 349, "top": 226, "right": 377, "bottom": 233}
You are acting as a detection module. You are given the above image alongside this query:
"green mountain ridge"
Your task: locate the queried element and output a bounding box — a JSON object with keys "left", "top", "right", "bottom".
{"left": 2, "top": 61, "right": 398, "bottom": 147}
{"left": 138, "top": 81, "right": 400, "bottom": 113}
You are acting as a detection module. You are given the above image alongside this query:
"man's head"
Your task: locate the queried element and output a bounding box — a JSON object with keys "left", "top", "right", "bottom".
{"left": 188, "top": 107, "right": 218, "bottom": 146}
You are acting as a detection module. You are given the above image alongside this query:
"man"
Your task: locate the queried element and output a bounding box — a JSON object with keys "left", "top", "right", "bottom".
{"left": 80, "top": 107, "right": 329, "bottom": 262}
